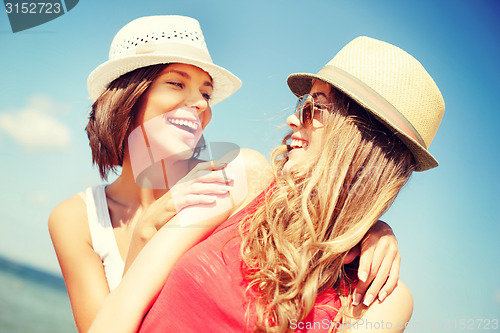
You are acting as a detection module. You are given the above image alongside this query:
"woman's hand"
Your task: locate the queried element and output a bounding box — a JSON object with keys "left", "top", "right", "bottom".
{"left": 345, "top": 220, "right": 401, "bottom": 307}
{"left": 125, "top": 159, "right": 232, "bottom": 273}
{"left": 141, "top": 160, "right": 231, "bottom": 231}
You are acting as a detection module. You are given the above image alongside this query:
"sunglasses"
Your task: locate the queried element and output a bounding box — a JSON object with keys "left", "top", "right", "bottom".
{"left": 295, "top": 94, "right": 331, "bottom": 128}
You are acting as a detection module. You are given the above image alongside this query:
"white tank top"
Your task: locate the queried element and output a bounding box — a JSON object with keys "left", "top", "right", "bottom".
{"left": 84, "top": 185, "right": 125, "bottom": 291}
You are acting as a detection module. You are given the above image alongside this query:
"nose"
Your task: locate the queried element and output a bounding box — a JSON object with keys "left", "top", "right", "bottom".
{"left": 186, "top": 92, "right": 209, "bottom": 112}
{"left": 185, "top": 93, "right": 212, "bottom": 127}
{"left": 184, "top": 91, "right": 211, "bottom": 124}
{"left": 286, "top": 111, "right": 301, "bottom": 131}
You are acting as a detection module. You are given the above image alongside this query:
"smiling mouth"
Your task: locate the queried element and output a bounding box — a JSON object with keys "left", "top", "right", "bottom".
{"left": 290, "top": 139, "right": 308, "bottom": 149}
{"left": 167, "top": 118, "right": 200, "bottom": 134}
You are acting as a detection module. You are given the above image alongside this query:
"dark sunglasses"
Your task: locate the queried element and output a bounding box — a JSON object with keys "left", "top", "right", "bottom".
{"left": 295, "top": 94, "right": 331, "bottom": 128}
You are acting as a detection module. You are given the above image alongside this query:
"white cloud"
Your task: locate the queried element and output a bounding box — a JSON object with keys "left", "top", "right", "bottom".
{"left": 0, "top": 95, "right": 72, "bottom": 152}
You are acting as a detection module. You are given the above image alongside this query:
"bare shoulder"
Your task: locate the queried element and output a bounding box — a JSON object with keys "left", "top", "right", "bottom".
{"left": 353, "top": 281, "right": 413, "bottom": 332}
{"left": 48, "top": 192, "right": 89, "bottom": 241}
{"left": 240, "top": 149, "right": 273, "bottom": 200}
{"left": 239, "top": 148, "right": 270, "bottom": 167}
{"left": 239, "top": 148, "right": 273, "bottom": 189}
{"left": 223, "top": 149, "right": 273, "bottom": 215}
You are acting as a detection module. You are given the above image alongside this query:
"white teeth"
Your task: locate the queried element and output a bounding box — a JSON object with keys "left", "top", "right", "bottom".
{"left": 167, "top": 118, "right": 199, "bottom": 131}
{"left": 291, "top": 139, "right": 307, "bottom": 148}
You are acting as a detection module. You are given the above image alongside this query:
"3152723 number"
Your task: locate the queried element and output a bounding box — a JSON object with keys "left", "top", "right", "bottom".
{"left": 5, "top": 2, "right": 62, "bottom": 14}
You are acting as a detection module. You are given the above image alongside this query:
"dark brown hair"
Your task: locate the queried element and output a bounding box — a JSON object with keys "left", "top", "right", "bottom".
{"left": 85, "top": 64, "right": 168, "bottom": 179}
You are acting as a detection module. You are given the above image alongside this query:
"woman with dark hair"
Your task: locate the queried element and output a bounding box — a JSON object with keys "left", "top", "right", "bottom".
{"left": 50, "top": 16, "right": 400, "bottom": 332}
{"left": 91, "top": 36, "right": 444, "bottom": 332}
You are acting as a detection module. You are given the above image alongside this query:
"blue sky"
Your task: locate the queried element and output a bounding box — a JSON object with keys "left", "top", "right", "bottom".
{"left": 1, "top": 0, "right": 499, "bottom": 330}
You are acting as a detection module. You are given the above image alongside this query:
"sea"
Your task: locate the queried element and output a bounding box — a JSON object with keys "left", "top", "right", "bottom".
{"left": 0, "top": 256, "right": 76, "bottom": 332}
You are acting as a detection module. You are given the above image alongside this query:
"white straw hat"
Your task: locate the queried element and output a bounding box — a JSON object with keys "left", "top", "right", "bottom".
{"left": 87, "top": 15, "right": 241, "bottom": 105}
{"left": 287, "top": 36, "right": 445, "bottom": 171}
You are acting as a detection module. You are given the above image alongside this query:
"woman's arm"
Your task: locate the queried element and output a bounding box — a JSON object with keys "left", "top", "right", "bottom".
{"left": 124, "top": 148, "right": 272, "bottom": 272}
{"left": 50, "top": 182, "right": 235, "bottom": 332}
{"left": 90, "top": 149, "right": 273, "bottom": 332}
{"left": 50, "top": 149, "right": 271, "bottom": 332}
{"left": 89, "top": 210, "right": 227, "bottom": 332}
{"left": 50, "top": 185, "right": 235, "bottom": 332}
{"left": 49, "top": 195, "right": 111, "bottom": 333}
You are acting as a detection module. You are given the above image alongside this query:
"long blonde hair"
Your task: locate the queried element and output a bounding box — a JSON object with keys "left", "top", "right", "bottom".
{"left": 240, "top": 89, "right": 416, "bottom": 332}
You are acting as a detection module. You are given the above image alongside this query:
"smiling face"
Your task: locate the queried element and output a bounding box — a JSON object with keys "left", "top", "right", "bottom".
{"left": 284, "top": 80, "right": 333, "bottom": 172}
{"left": 132, "top": 63, "right": 213, "bottom": 160}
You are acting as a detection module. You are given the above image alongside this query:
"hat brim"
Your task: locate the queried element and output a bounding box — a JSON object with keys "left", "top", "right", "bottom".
{"left": 287, "top": 71, "right": 438, "bottom": 172}
{"left": 87, "top": 54, "right": 242, "bottom": 106}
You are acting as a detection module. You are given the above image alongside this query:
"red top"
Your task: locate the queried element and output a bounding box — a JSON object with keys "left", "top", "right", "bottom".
{"left": 139, "top": 188, "right": 343, "bottom": 332}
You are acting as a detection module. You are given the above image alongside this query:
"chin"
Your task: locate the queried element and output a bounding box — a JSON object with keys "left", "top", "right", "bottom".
{"left": 172, "top": 148, "right": 196, "bottom": 160}
{"left": 286, "top": 148, "right": 302, "bottom": 163}
{"left": 160, "top": 141, "right": 196, "bottom": 161}
{"left": 283, "top": 150, "right": 317, "bottom": 175}
{"left": 283, "top": 155, "right": 299, "bottom": 174}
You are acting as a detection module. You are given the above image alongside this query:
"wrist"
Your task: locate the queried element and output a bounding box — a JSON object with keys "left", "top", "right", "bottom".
{"left": 132, "top": 223, "right": 157, "bottom": 244}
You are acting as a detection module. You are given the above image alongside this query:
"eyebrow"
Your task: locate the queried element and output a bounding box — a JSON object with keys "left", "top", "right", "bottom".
{"left": 311, "top": 92, "right": 329, "bottom": 101}
{"left": 164, "top": 70, "right": 213, "bottom": 89}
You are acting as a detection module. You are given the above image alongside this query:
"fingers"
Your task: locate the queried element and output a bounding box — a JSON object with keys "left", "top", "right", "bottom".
{"left": 172, "top": 194, "right": 218, "bottom": 211}
{"left": 138, "top": 159, "right": 234, "bottom": 233}
{"left": 352, "top": 237, "right": 400, "bottom": 307}
{"left": 152, "top": 190, "right": 221, "bottom": 228}
{"left": 151, "top": 159, "right": 236, "bottom": 224}
{"left": 190, "top": 170, "right": 233, "bottom": 185}
{"left": 171, "top": 182, "right": 231, "bottom": 210}
{"left": 178, "top": 173, "right": 233, "bottom": 196}
{"left": 378, "top": 253, "right": 400, "bottom": 302}
{"left": 183, "top": 162, "right": 233, "bottom": 188}
{"left": 366, "top": 237, "right": 399, "bottom": 304}
{"left": 356, "top": 243, "right": 376, "bottom": 285}
{"left": 170, "top": 168, "right": 234, "bottom": 212}
{"left": 189, "top": 182, "right": 232, "bottom": 195}
{"left": 360, "top": 256, "right": 392, "bottom": 306}
{"left": 352, "top": 244, "right": 378, "bottom": 306}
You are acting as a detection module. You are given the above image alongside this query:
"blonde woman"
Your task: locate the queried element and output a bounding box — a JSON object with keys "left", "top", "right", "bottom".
{"left": 236, "top": 36, "right": 443, "bottom": 332}
{"left": 50, "top": 16, "right": 399, "bottom": 332}
{"left": 90, "top": 36, "right": 444, "bottom": 332}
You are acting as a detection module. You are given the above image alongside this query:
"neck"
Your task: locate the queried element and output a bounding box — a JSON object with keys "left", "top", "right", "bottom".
{"left": 106, "top": 155, "right": 191, "bottom": 209}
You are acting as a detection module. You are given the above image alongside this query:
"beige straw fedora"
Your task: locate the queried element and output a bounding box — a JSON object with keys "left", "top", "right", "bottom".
{"left": 287, "top": 36, "right": 445, "bottom": 171}
{"left": 87, "top": 15, "right": 241, "bottom": 106}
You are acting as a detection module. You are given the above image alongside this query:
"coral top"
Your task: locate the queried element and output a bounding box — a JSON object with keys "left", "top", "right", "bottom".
{"left": 139, "top": 189, "right": 343, "bottom": 332}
